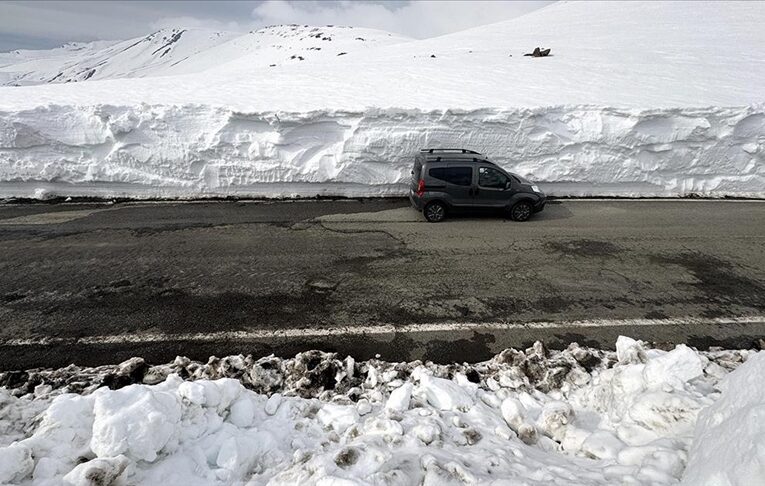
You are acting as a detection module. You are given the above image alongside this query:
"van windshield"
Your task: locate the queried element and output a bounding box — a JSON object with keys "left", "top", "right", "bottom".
{"left": 512, "top": 173, "right": 531, "bottom": 184}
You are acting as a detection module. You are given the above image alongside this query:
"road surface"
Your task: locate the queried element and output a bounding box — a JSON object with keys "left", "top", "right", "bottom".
{"left": 0, "top": 199, "right": 763, "bottom": 368}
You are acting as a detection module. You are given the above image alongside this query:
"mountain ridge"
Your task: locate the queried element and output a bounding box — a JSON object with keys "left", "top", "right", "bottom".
{"left": 0, "top": 24, "right": 411, "bottom": 86}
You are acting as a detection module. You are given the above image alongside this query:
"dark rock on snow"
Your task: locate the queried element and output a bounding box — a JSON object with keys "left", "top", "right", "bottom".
{"left": 524, "top": 47, "right": 551, "bottom": 57}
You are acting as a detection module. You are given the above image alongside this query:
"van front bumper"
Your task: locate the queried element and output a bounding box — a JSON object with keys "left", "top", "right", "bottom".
{"left": 533, "top": 196, "right": 547, "bottom": 213}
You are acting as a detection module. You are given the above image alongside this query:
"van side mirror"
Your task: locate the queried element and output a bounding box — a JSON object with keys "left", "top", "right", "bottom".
{"left": 505, "top": 180, "right": 512, "bottom": 189}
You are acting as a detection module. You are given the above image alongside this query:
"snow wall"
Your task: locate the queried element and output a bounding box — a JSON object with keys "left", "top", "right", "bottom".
{"left": 0, "top": 104, "right": 763, "bottom": 199}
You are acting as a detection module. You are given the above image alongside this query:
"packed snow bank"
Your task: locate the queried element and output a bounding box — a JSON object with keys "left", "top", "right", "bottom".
{"left": 1, "top": 104, "right": 763, "bottom": 199}
{"left": 681, "top": 351, "right": 765, "bottom": 486}
{"left": 0, "top": 338, "right": 758, "bottom": 485}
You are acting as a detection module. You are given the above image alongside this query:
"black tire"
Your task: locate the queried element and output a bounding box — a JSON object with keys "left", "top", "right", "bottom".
{"left": 424, "top": 201, "right": 447, "bottom": 223}
{"left": 510, "top": 201, "right": 533, "bottom": 222}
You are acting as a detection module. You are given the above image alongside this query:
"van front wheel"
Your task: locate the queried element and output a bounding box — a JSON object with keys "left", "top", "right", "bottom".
{"left": 510, "top": 201, "right": 532, "bottom": 222}
{"left": 424, "top": 201, "right": 447, "bottom": 223}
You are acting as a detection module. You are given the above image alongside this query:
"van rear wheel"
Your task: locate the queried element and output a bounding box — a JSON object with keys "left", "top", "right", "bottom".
{"left": 424, "top": 201, "right": 447, "bottom": 223}
{"left": 510, "top": 201, "right": 532, "bottom": 222}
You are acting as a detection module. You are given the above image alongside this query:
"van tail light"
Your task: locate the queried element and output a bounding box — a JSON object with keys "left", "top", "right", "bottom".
{"left": 416, "top": 179, "right": 426, "bottom": 197}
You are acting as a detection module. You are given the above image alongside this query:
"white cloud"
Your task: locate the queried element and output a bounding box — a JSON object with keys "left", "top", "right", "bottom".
{"left": 149, "top": 17, "right": 247, "bottom": 33}
{"left": 251, "top": 1, "right": 553, "bottom": 39}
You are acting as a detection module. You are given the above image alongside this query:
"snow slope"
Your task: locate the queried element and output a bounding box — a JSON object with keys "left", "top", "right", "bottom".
{"left": 3, "top": 1, "right": 763, "bottom": 111}
{"left": 0, "top": 1, "right": 763, "bottom": 198}
{"left": 0, "top": 41, "right": 120, "bottom": 86}
{"left": 0, "top": 338, "right": 758, "bottom": 485}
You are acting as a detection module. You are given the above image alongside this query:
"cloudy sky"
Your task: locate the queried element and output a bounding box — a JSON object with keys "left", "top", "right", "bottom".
{"left": 0, "top": 0, "right": 552, "bottom": 51}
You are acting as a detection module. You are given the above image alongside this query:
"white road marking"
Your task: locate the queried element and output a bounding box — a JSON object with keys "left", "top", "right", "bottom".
{"left": 3, "top": 316, "right": 763, "bottom": 347}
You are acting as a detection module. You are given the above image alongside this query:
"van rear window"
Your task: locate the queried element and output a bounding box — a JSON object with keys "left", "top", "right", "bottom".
{"left": 412, "top": 161, "right": 422, "bottom": 179}
{"left": 429, "top": 167, "right": 472, "bottom": 186}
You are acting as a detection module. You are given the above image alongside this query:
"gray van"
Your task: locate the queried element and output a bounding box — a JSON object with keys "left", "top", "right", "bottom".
{"left": 409, "top": 149, "right": 546, "bottom": 222}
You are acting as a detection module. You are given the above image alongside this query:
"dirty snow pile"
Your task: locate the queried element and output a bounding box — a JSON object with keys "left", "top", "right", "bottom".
{"left": 0, "top": 1, "right": 764, "bottom": 199}
{"left": 0, "top": 337, "right": 762, "bottom": 485}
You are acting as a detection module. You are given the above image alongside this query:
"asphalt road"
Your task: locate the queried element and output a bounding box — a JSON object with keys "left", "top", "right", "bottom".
{"left": 0, "top": 199, "right": 763, "bottom": 369}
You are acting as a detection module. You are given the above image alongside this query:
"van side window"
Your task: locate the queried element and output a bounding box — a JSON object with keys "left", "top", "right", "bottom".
{"left": 429, "top": 167, "right": 472, "bottom": 186}
{"left": 478, "top": 167, "right": 509, "bottom": 189}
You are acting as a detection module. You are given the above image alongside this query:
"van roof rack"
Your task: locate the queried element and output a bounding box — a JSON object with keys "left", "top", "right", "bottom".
{"left": 420, "top": 148, "right": 483, "bottom": 155}
{"left": 432, "top": 156, "right": 493, "bottom": 164}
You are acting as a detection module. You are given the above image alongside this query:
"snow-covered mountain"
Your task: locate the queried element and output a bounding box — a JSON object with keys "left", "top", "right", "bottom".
{"left": 3, "top": 1, "right": 762, "bottom": 109}
{"left": 0, "top": 1, "right": 763, "bottom": 200}
{"left": 0, "top": 29, "right": 234, "bottom": 85}
{"left": 0, "top": 25, "right": 411, "bottom": 86}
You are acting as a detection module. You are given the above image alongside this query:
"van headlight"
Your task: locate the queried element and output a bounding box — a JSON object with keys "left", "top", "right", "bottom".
{"left": 531, "top": 185, "right": 540, "bottom": 193}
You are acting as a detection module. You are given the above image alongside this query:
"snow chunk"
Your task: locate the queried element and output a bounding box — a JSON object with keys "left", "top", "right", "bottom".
{"left": 177, "top": 378, "right": 241, "bottom": 411}
{"left": 643, "top": 344, "right": 704, "bottom": 388}
{"left": 616, "top": 336, "right": 647, "bottom": 364}
{"left": 416, "top": 375, "right": 473, "bottom": 411}
{"left": 264, "top": 393, "right": 282, "bottom": 415}
{"left": 228, "top": 396, "right": 254, "bottom": 427}
{"left": 177, "top": 381, "right": 206, "bottom": 405}
{"left": 91, "top": 385, "right": 182, "bottom": 462}
{"left": 317, "top": 403, "right": 359, "bottom": 434}
{"left": 582, "top": 430, "right": 627, "bottom": 460}
{"left": 32, "top": 187, "right": 55, "bottom": 200}
{"left": 742, "top": 143, "right": 759, "bottom": 154}
{"left": 412, "top": 423, "right": 441, "bottom": 444}
{"left": 63, "top": 455, "right": 129, "bottom": 486}
{"left": 215, "top": 435, "right": 262, "bottom": 476}
{"left": 23, "top": 394, "right": 94, "bottom": 468}
{"left": 500, "top": 397, "right": 527, "bottom": 431}
{"left": 385, "top": 382, "right": 412, "bottom": 412}
{"left": 0, "top": 443, "right": 33, "bottom": 483}
{"left": 536, "top": 400, "right": 573, "bottom": 441}
{"left": 628, "top": 391, "right": 702, "bottom": 437}
{"left": 356, "top": 398, "right": 372, "bottom": 416}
